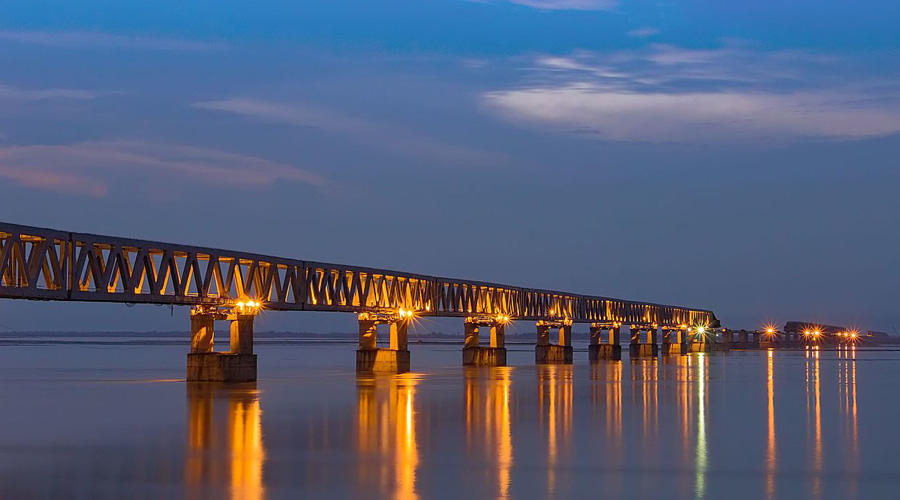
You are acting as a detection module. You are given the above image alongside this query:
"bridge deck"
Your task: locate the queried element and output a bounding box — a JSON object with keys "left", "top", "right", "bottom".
{"left": 0, "top": 222, "right": 717, "bottom": 327}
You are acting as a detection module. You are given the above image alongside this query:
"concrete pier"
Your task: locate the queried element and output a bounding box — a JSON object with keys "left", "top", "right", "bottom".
{"left": 588, "top": 323, "right": 622, "bottom": 361}
{"left": 687, "top": 340, "right": 713, "bottom": 353}
{"left": 629, "top": 325, "right": 659, "bottom": 358}
{"left": 187, "top": 306, "right": 257, "bottom": 383}
{"left": 187, "top": 353, "right": 257, "bottom": 382}
{"left": 715, "top": 329, "right": 732, "bottom": 352}
{"left": 356, "top": 312, "right": 412, "bottom": 373}
{"left": 661, "top": 329, "right": 688, "bottom": 355}
{"left": 462, "top": 316, "right": 508, "bottom": 366}
{"left": 724, "top": 329, "right": 760, "bottom": 350}
{"left": 680, "top": 326, "right": 713, "bottom": 353}
{"left": 535, "top": 320, "right": 573, "bottom": 364}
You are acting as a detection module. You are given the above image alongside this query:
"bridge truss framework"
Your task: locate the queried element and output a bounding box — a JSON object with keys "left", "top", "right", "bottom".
{"left": 0, "top": 222, "right": 717, "bottom": 328}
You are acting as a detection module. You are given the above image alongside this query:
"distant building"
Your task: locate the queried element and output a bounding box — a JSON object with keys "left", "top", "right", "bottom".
{"left": 867, "top": 330, "right": 891, "bottom": 339}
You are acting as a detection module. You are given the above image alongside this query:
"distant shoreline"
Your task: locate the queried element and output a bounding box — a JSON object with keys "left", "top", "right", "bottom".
{"left": 1, "top": 331, "right": 899, "bottom": 348}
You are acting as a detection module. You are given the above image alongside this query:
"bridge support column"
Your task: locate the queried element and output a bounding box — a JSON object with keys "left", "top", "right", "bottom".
{"left": 630, "top": 325, "right": 659, "bottom": 358}
{"left": 729, "top": 329, "right": 758, "bottom": 350}
{"left": 686, "top": 327, "right": 713, "bottom": 353}
{"left": 187, "top": 306, "right": 257, "bottom": 383}
{"left": 462, "top": 316, "right": 508, "bottom": 367}
{"left": 536, "top": 320, "right": 573, "bottom": 364}
{"left": 661, "top": 329, "right": 687, "bottom": 355}
{"left": 356, "top": 312, "right": 411, "bottom": 373}
{"left": 588, "top": 323, "right": 622, "bottom": 361}
{"left": 715, "top": 328, "right": 732, "bottom": 352}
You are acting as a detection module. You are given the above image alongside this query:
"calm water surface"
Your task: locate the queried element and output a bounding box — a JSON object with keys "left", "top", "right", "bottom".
{"left": 0, "top": 339, "right": 898, "bottom": 499}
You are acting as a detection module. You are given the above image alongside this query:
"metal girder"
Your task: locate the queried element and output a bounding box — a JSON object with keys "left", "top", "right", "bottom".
{"left": 0, "top": 222, "right": 718, "bottom": 327}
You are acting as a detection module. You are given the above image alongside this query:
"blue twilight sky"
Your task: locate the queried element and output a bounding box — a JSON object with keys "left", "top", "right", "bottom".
{"left": 0, "top": 0, "right": 898, "bottom": 334}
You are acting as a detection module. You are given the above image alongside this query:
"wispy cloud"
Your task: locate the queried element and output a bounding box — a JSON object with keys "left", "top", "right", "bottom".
{"left": 483, "top": 43, "right": 900, "bottom": 142}
{"left": 0, "top": 83, "right": 96, "bottom": 101}
{"left": 473, "top": 0, "right": 617, "bottom": 10}
{"left": 194, "top": 97, "right": 506, "bottom": 166}
{"left": 0, "top": 141, "right": 329, "bottom": 197}
{"left": 0, "top": 30, "right": 225, "bottom": 51}
{"left": 627, "top": 27, "right": 660, "bottom": 38}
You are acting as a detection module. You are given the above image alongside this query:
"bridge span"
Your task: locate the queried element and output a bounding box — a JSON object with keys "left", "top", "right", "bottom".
{"left": 1, "top": 222, "right": 719, "bottom": 381}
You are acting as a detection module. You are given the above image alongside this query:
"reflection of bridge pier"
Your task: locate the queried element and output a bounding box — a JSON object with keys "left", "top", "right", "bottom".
{"left": 464, "top": 367, "right": 514, "bottom": 499}
{"left": 185, "top": 382, "right": 265, "bottom": 500}
{"left": 838, "top": 346, "right": 859, "bottom": 498}
{"left": 805, "top": 347, "right": 823, "bottom": 499}
{"left": 356, "top": 374, "right": 420, "bottom": 500}
{"left": 765, "top": 350, "right": 776, "bottom": 500}
{"left": 630, "top": 358, "right": 659, "bottom": 457}
{"left": 537, "top": 364, "right": 573, "bottom": 496}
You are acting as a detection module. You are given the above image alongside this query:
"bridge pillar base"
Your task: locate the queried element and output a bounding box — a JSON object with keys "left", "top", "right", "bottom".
{"left": 187, "top": 353, "right": 257, "bottom": 382}
{"left": 589, "top": 344, "right": 622, "bottom": 362}
{"left": 630, "top": 343, "right": 659, "bottom": 358}
{"left": 357, "top": 349, "right": 410, "bottom": 373}
{"left": 536, "top": 345, "right": 573, "bottom": 364}
{"left": 687, "top": 342, "right": 713, "bottom": 354}
{"left": 661, "top": 343, "right": 687, "bottom": 355}
{"left": 463, "top": 346, "right": 507, "bottom": 366}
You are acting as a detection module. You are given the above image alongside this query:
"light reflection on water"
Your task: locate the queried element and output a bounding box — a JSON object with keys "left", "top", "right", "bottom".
{"left": 186, "top": 383, "right": 265, "bottom": 500}
{"left": 537, "top": 364, "right": 572, "bottom": 497}
{"left": 356, "top": 373, "right": 420, "bottom": 500}
{"left": 464, "top": 367, "right": 513, "bottom": 500}
{"left": 0, "top": 342, "right": 894, "bottom": 499}
{"left": 766, "top": 349, "right": 776, "bottom": 500}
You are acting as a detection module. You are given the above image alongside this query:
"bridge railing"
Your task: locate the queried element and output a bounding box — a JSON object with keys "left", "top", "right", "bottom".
{"left": 0, "top": 222, "right": 717, "bottom": 327}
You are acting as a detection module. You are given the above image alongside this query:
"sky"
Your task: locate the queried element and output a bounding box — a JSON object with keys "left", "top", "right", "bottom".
{"left": 0, "top": 0, "right": 898, "bottom": 335}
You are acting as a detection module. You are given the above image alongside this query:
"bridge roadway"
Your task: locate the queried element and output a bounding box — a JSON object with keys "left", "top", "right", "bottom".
{"left": 1, "top": 221, "right": 719, "bottom": 381}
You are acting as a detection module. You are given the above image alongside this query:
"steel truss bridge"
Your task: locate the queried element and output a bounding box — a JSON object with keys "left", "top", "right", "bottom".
{"left": 0, "top": 222, "right": 717, "bottom": 328}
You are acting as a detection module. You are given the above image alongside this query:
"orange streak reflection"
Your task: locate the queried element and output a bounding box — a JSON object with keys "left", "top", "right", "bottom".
{"left": 591, "top": 361, "right": 622, "bottom": 495}
{"left": 538, "top": 364, "right": 573, "bottom": 496}
{"left": 464, "top": 367, "right": 514, "bottom": 499}
{"left": 356, "top": 374, "right": 420, "bottom": 500}
{"left": 695, "top": 354, "right": 708, "bottom": 500}
{"left": 186, "top": 383, "right": 265, "bottom": 500}
{"left": 806, "top": 348, "right": 822, "bottom": 499}
{"left": 839, "top": 346, "right": 859, "bottom": 497}
{"left": 766, "top": 350, "right": 776, "bottom": 500}
{"left": 630, "top": 358, "right": 659, "bottom": 446}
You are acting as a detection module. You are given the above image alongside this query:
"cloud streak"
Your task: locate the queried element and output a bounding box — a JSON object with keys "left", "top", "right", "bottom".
{"left": 195, "top": 97, "right": 506, "bottom": 166}
{"left": 492, "top": 0, "right": 617, "bottom": 10}
{"left": 0, "top": 30, "right": 225, "bottom": 51}
{"left": 0, "top": 141, "right": 329, "bottom": 197}
{"left": 482, "top": 44, "right": 900, "bottom": 142}
{"left": 0, "top": 83, "right": 96, "bottom": 101}
{"left": 627, "top": 27, "right": 660, "bottom": 38}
